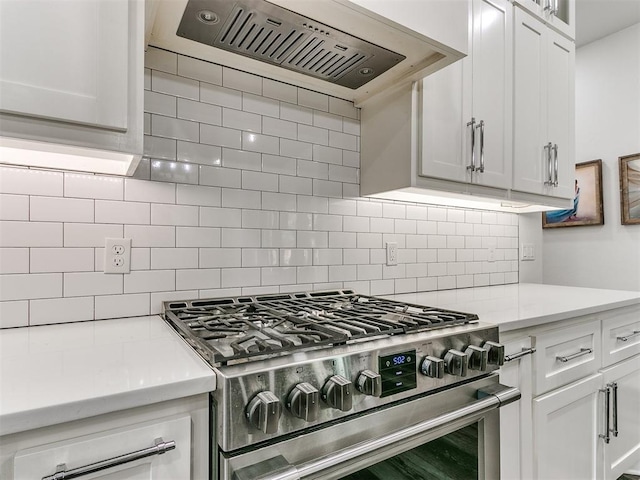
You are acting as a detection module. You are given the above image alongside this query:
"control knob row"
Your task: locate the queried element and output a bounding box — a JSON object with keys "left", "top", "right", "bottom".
{"left": 420, "top": 341, "right": 504, "bottom": 379}
{"left": 246, "top": 370, "right": 382, "bottom": 434}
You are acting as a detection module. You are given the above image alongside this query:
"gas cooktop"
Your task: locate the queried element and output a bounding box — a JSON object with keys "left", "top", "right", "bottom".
{"left": 163, "top": 290, "right": 479, "bottom": 367}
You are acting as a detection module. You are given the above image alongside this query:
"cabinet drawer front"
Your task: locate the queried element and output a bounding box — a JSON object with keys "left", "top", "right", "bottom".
{"left": 533, "top": 319, "right": 601, "bottom": 395}
{"left": 14, "top": 415, "right": 191, "bottom": 480}
{"left": 602, "top": 305, "right": 640, "bottom": 367}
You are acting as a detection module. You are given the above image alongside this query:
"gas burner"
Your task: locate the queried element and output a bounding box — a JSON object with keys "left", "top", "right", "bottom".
{"left": 163, "top": 290, "right": 478, "bottom": 366}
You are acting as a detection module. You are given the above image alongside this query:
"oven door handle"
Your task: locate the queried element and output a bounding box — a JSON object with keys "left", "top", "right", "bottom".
{"left": 232, "top": 383, "right": 521, "bottom": 480}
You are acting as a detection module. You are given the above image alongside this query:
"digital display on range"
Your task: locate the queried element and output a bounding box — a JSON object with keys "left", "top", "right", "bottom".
{"left": 378, "top": 349, "right": 417, "bottom": 397}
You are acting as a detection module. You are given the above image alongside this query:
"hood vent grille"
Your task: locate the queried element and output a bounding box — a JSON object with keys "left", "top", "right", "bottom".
{"left": 177, "top": 0, "right": 406, "bottom": 89}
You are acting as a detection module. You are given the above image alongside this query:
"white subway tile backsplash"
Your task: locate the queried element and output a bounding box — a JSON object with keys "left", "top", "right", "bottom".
{"left": 223, "top": 68, "right": 262, "bottom": 95}
{"left": 0, "top": 194, "right": 28, "bottom": 220}
{"left": 201, "top": 82, "right": 243, "bottom": 109}
{"left": 152, "top": 70, "right": 199, "bottom": 100}
{"left": 242, "top": 209, "right": 278, "bottom": 229}
{"left": 243, "top": 92, "right": 279, "bottom": 117}
{"left": 0, "top": 167, "right": 63, "bottom": 196}
{"left": 151, "top": 203, "right": 199, "bottom": 226}
{"left": 95, "top": 200, "right": 149, "bottom": 225}
{"left": 0, "top": 53, "right": 519, "bottom": 329}
{"left": 200, "top": 248, "right": 241, "bottom": 268}
{"left": 124, "top": 270, "right": 175, "bottom": 293}
{"left": 95, "top": 293, "right": 150, "bottom": 320}
{"left": 30, "top": 296, "right": 94, "bottom": 326}
{"left": 1, "top": 221, "right": 63, "bottom": 247}
{"left": 0, "top": 248, "right": 29, "bottom": 274}
{"left": 177, "top": 184, "right": 221, "bottom": 207}
{"left": 201, "top": 124, "right": 242, "bottom": 149}
{"left": 176, "top": 268, "right": 220, "bottom": 290}
{"left": 145, "top": 47, "right": 177, "bottom": 74}
{"left": 0, "top": 272, "right": 59, "bottom": 302}
{"left": 0, "top": 300, "right": 28, "bottom": 328}
{"left": 263, "top": 78, "right": 297, "bottom": 103}
{"left": 178, "top": 98, "right": 222, "bottom": 125}
{"left": 178, "top": 55, "right": 222, "bottom": 85}
{"left": 31, "top": 248, "right": 93, "bottom": 273}
{"left": 125, "top": 225, "right": 175, "bottom": 247}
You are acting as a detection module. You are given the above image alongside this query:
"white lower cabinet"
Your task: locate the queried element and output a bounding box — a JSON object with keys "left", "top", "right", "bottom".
{"left": 0, "top": 394, "right": 209, "bottom": 480}
{"left": 533, "top": 373, "right": 602, "bottom": 479}
{"left": 600, "top": 354, "right": 640, "bottom": 479}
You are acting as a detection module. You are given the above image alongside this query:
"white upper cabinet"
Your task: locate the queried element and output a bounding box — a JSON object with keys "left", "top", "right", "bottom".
{"left": 0, "top": 0, "right": 144, "bottom": 175}
{"left": 512, "top": 0, "right": 575, "bottom": 39}
{"left": 512, "top": 6, "right": 574, "bottom": 201}
{"left": 420, "top": 0, "right": 512, "bottom": 190}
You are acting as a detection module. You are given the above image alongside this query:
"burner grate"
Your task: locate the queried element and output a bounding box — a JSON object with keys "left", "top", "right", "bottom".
{"left": 163, "top": 290, "right": 478, "bottom": 366}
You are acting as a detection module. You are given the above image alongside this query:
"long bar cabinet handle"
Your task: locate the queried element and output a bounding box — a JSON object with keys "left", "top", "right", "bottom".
{"left": 467, "top": 117, "right": 476, "bottom": 172}
{"left": 544, "top": 142, "right": 553, "bottom": 186}
{"left": 552, "top": 143, "right": 559, "bottom": 187}
{"left": 611, "top": 382, "right": 618, "bottom": 437}
{"left": 556, "top": 347, "right": 592, "bottom": 363}
{"left": 600, "top": 386, "right": 611, "bottom": 444}
{"left": 504, "top": 347, "right": 536, "bottom": 362}
{"left": 42, "top": 437, "right": 176, "bottom": 480}
{"left": 617, "top": 330, "right": 640, "bottom": 342}
{"left": 476, "top": 120, "right": 485, "bottom": 173}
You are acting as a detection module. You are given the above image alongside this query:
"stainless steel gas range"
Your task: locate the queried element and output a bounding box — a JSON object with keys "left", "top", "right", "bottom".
{"left": 163, "top": 289, "right": 520, "bottom": 480}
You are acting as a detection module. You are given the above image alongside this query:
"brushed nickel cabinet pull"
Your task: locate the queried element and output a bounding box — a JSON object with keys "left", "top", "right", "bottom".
{"left": 600, "top": 386, "right": 611, "bottom": 444}
{"left": 556, "top": 347, "right": 592, "bottom": 363}
{"left": 467, "top": 117, "right": 477, "bottom": 172}
{"left": 42, "top": 438, "right": 176, "bottom": 480}
{"left": 617, "top": 330, "right": 640, "bottom": 342}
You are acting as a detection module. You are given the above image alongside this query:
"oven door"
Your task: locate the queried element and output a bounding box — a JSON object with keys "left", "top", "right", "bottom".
{"left": 221, "top": 373, "right": 520, "bottom": 480}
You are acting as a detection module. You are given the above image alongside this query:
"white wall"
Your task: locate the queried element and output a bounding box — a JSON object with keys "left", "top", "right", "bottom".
{"left": 542, "top": 23, "right": 640, "bottom": 291}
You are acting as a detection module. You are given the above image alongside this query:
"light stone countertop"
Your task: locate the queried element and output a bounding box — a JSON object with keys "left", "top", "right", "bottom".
{"left": 0, "top": 315, "right": 216, "bottom": 437}
{"left": 387, "top": 283, "right": 640, "bottom": 332}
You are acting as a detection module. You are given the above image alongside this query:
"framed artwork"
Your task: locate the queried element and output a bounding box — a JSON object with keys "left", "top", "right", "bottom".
{"left": 619, "top": 153, "right": 640, "bottom": 225}
{"left": 542, "top": 159, "right": 604, "bottom": 229}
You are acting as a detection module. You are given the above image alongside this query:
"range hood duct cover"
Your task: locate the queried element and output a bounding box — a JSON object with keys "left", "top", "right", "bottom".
{"left": 176, "top": 0, "right": 406, "bottom": 89}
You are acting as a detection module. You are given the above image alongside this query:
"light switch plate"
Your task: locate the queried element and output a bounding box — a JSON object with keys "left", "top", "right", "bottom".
{"left": 521, "top": 243, "right": 535, "bottom": 261}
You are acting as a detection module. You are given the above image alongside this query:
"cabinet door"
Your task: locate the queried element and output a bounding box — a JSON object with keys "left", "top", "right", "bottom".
{"left": 512, "top": 0, "right": 575, "bottom": 39}
{"left": 533, "top": 373, "right": 603, "bottom": 479}
{"left": 546, "top": 29, "right": 575, "bottom": 199}
{"left": 601, "top": 355, "right": 640, "bottom": 480}
{"left": 0, "top": 0, "right": 128, "bottom": 130}
{"left": 470, "top": 0, "right": 512, "bottom": 189}
{"left": 499, "top": 336, "right": 534, "bottom": 480}
{"left": 14, "top": 415, "right": 191, "bottom": 480}
{"left": 512, "top": 8, "right": 547, "bottom": 195}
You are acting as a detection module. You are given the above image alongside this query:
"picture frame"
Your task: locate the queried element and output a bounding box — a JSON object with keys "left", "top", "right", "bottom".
{"left": 619, "top": 153, "right": 640, "bottom": 225}
{"left": 542, "top": 159, "right": 604, "bottom": 228}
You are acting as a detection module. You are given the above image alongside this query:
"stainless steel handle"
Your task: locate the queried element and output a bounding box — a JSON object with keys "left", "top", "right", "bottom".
{"left": 544, "top": 143, "right": 553, "bottom": 186}
{"left": 556, "top": 347, "right": 592, "bottom": 363}
{"left": 600, "top": 386, "right": 611, "bottom": 444}
{"left": 552, "top": 143, "right": 559, "bottom": 187}
{"left": 617, "top": 330, "right": 640, "bottom": 342}
{"left": 611, "top": 382, "right": 618, "bottom": 437}
{"left": 504, "top": 347, "right": 537, "bottom": 362}
{"left": 544, "top": 0, "right": 558, "bottom": 15}
{"left": 477, "top": 120, "right": 485, "bottom": 173}
{"left": 295, "top": 384, "right": 520, "bottom": 479}
{"left": 42, "top": 438, "right": 176, "bottom": 480}
{"left": 467, "top": 117, "right": 476, "bottom": 172}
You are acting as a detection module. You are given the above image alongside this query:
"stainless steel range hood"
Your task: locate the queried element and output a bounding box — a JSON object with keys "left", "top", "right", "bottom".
{"left": 147, "top": 0, "right": 467, "bottom": 105}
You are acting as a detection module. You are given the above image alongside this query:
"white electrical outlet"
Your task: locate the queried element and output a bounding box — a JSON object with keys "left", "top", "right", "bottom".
{"left": 487, "top": 247, "right": 496, "bottom": 262}
{"left": 104, "top": 238, "right": 131, "bottom": 274}
{"left": 386, "top": 242, "right": 398, "bottom": 266}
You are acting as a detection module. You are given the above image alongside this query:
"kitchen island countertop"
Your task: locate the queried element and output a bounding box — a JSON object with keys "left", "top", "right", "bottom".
{"left": 0, "top": 315, "right": 216, "bottom": 437}
{"left": 388, "top": 283, "right": 640, "bottom": 332}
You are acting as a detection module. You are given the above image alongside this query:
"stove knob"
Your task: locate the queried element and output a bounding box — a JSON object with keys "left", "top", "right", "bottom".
{"left": 483, "top": 341, "right": 505, "bottom": 366}
{"left": 465, "top": 345, "right": 488, "bottom": 371}
{"left": 444, "top": 349, "right": 468, "bottom": 377}
{"left": 356, "top": 370, "right": 382, "bottom": 397}
{"left": 322, "top": 375, "right": 353, "bottom": 411}
{"left": 287, "top": 382, "right": 320, "bottom": 422}
{"left": 246, "top": 391, "right": 281, "bottom": 434}
{"left": 420, "top": 356, "right": 444, "bottom": 378}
